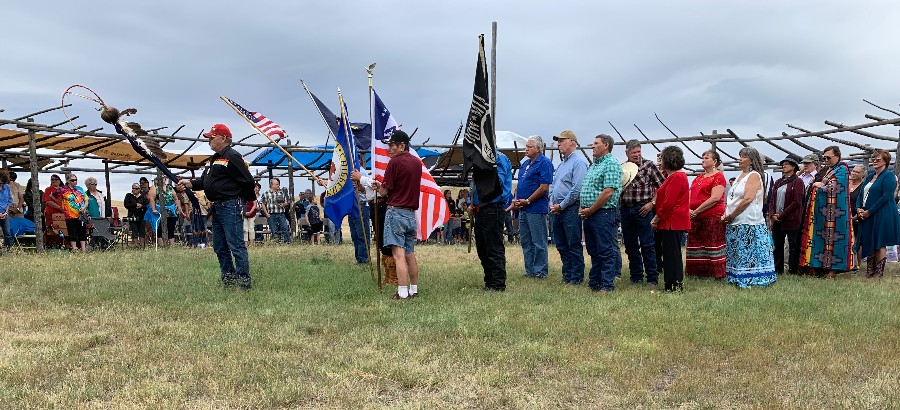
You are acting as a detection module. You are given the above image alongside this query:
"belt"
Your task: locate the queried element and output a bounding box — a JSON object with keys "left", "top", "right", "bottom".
{"left": 387, "top": 205, "right": 415, "bottom": 211}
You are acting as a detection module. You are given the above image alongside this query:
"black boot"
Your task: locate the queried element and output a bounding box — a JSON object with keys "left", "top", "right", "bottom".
{"left": 874, "top": 257, "right": 887, "bottom": 278}
{"left": 664, "top": 281, "right": 684, "bottom": 293}
{"left": 866, "top": 256, "right": 876, "bottom": 278}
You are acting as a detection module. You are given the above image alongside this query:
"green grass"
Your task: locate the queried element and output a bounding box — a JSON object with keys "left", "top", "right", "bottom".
{"left": 1, "top": 244, "right": 899, "bottom": 409}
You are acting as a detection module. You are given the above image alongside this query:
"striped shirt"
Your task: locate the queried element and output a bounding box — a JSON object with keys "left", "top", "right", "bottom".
{"left": 580, "top": 154, "right": 622, "bottom": 209}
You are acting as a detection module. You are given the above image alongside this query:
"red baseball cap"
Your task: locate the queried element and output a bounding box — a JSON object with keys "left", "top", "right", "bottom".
{"left": 203, "top": 123, "right": 232, "bottom": 139}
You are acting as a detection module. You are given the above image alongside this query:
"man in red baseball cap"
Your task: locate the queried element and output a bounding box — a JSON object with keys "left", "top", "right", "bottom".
{"left": 203, "top": 123, "right": 232, "bottom": 139}
{"left": 180, "top": 123, "right": 256, "bottom": 290}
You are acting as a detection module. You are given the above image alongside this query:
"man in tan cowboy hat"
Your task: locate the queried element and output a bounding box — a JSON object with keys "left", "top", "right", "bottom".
{"left": 619, "top": 139, "right": 666, "bottom": 289}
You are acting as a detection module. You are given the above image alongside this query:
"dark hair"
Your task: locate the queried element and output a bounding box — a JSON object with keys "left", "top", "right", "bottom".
{"left": 823, "top": 145, "right": 841, "bottom": 160}
{"left": 660, "top": 146, "right": 685, "bottom": 171}
{"left": 254, "top": 182, "right": 261, "bottom": 189}
{"left": 8, "top": 171, "right": 17, "bottom": 180}
{"left": 872, "top": 150, "right": 892, "bottom": 167}
{"left": 702, "top": 150, "right": 722, "bottom": 167}
{"left": 0, "top": 171, "right": 7, "bottom": 185}
{"left": 140, "top": 177, "right": 149, "bottom": 184}
{"left": 270, "top": 178, "right": 280, "bottom": 185}
{"left": 595, "top": 134, "right": 615, "bottom": 153}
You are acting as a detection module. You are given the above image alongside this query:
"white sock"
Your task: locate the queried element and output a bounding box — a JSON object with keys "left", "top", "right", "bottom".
{"left": 409, "top": 285, "right": 418, "bottom": 295}
{"left": 398, "top": 286, "right": 409, "bottom": 298}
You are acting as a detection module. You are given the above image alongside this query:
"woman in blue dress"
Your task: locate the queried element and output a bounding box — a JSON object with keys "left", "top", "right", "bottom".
{"left": 856, "top": 150, "right": 900, "bottom": 278}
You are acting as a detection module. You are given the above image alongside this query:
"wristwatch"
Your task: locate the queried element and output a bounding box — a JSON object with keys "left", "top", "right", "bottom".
{"left": 525, "top": 199, "right": 531, "bottom": 205}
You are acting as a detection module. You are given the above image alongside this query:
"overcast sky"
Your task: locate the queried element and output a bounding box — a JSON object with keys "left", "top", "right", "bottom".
{"left": 3, "top": 0, "right": 900, "bottom": 198}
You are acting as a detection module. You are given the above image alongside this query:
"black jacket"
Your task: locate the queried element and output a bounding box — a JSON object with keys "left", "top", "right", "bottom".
{"left": 191, "top": 146, "right": 256, "bottom": 202}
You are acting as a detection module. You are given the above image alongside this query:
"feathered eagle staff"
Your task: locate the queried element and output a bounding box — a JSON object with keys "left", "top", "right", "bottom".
{"left": 61, "top": 85, "right": 202, "bottom": 239}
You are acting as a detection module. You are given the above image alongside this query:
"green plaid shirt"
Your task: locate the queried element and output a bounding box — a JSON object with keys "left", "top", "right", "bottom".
{"left": 580, "top": 153, "right": 622, "bottom": 209}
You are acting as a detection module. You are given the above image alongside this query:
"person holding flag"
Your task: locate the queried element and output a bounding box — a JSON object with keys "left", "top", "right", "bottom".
{"left": 374, "top": 130, "right": 421, "bottom": 300}
{"left": 179, "top": 124, "right": 257, "bottom": 290}
{"left": 469, "top": 150, "right": 513, "bottom": 291}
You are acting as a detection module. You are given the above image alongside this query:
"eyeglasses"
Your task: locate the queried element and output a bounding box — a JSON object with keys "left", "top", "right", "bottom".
{"left": 88, "top": 182, "right": 97, "bottom": 185}
{"left": 871, "top": 158, "right": 884, "bottom": 162}
{"left": 68, "top": 179, "right": 77, "bottom": 182}
{"left": 823, "top": 156, "right": 835, "bottom": 160}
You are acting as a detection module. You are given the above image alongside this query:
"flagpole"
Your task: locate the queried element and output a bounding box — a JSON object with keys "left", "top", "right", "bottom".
{"left": 300, "top": 79, "right": 337, "bottom": 145}
{"left": 338, "top": 89, "right": 374, "bottom": 285}
{"left": 367, "top": 63, "right": 381, "bottom": 291}
{"left": 219, "top": 96, "right": 322, "bottom": 185}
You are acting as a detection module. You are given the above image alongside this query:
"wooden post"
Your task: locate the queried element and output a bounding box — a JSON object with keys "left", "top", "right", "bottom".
{"left": 894, "top": 129, "right": 900, "bottom": 181}
{"left": 104, "top": 161, "right": 112, "bottom": 215}
{"left": 287, "top": 156, "right": 295, "bottom": 236}
{"left": 27, "top": 118, "right": 44, "bottom": 252}
{"left": 710, "top": 129, "right": 717, "bottom": 153}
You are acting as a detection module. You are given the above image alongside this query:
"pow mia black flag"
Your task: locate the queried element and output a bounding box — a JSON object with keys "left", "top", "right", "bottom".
{"left": 463, "top": 34, "right": 502, "bottom": 203}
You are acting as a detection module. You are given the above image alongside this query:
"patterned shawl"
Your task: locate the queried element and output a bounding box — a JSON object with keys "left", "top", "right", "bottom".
{"left": 799, "top": 162, "right": 854, "bottom": 272}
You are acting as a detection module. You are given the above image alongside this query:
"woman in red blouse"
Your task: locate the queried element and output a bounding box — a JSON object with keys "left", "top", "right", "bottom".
{"left": 651, "top": 146, "right": 691, "bottom": 292}
{"left": 685, "top": 151, "right": 727, "bottom": 279}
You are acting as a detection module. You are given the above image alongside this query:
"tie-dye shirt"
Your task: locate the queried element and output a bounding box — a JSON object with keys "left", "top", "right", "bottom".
{"left": 54, "top": 186, "right": 86, "bottom": 219}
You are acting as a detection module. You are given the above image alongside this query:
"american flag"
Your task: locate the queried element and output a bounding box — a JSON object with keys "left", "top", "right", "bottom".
{"left": 222, "top": 96, "right": 286, "bottom": 139}
{"left": 371, "top": 89, "right": 449, "bottom": 240}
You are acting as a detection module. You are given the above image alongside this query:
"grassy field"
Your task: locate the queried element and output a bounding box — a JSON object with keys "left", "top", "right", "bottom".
{"left": 1, "top": 243, "right": 899, "bottom": 409}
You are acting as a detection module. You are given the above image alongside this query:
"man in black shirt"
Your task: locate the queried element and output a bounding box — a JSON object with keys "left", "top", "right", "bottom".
{"left": 179, "top": 123, "right": 256, "bottom": 290}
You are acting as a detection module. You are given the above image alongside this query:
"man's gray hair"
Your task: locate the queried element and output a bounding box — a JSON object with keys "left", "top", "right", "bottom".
{"left": 527, "top": 135, "right": 545, "bottom": 151}
{"left": 625, "top": 139, "right": 642, "bottom": 152}
{"left": 596, "top": 134, "right": 615, "bottom": 153}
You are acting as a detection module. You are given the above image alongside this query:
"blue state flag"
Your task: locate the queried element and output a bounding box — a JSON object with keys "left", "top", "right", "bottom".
{"left": 323, "top": 91, "right": 360, "bottom": 225}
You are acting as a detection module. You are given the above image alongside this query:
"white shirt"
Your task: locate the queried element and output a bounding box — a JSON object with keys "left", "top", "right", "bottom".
{"left": 726, "top": 171, "right": 765, "bottom": 225}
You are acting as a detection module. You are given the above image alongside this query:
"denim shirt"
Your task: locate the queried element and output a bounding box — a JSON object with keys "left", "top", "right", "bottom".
{"left": 550, "top": 152, "right": 588, "bottom": 211}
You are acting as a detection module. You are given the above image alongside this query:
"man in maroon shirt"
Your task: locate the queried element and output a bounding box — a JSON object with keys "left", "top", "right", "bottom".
{"left": 374, "top": 130, "right": 422, "bottom": 300}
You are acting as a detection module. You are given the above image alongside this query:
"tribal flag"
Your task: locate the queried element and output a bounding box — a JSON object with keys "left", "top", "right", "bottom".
{"left": 221, "top": 96, "right": 286, "bottom": 139}
{"left": 463, "top": 34, "right": 502, "bottom": 204}
{"left": 307, "top": 89, "right": 339, "bottom": 138}
{"left": 323, "top": 91, "right": 360, "bottom": 225}
{"left": 371, "top": 89, "right": 449, "bottom": 240}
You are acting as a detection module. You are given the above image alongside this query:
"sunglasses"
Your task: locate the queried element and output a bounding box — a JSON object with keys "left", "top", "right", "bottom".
{"left": 871, "top": 158, "right": 884, "bottom": 162}
{"left": 68, "top": 179, "right": 77, "bottom": 182}
{"left": 88, "top": 182, "right": 97, "bottom": 185}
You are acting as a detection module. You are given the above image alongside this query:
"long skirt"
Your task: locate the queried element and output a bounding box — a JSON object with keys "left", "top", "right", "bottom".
{"left": 685, "top": 216, "right": 726, "bottom": 278}
{"left": 725, "top": 224, "right": 777, "bottom": 288}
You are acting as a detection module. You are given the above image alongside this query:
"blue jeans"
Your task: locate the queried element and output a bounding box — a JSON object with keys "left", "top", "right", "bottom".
{"left": 267, "top": 213, "right": 291, "bottom": 243}
{"left": 348, "top": 202, "right": 371, "bottom": 263}
{"left": 325, "top": 218, "right": 342, "bottom": 244}
{"left": 519, "top": 212, "right": 549, "bottom": 277}
{"left": 551, "top": 206, "right": 585, "bottom": 284}
{"left": 211, "top": 199, "right": 251, "bottom": 288}
{"left": 0, "top": 217, "right": 11, "bottom": 251}
{"left": 620, "top": 205, "right": 659, "bottom": 284}
{"left": 583, "top": 208, "right": 619, "bottom": 291}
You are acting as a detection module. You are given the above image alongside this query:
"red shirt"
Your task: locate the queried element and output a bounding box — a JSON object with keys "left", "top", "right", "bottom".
{"left": 383, "top": 151, "right": 421, "bottom": 209}
{"left": 689, "top": 171, "right": 726, "bottom": 218}
{"left": 656, "top": 171, "right": 691, "bottom": 231}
